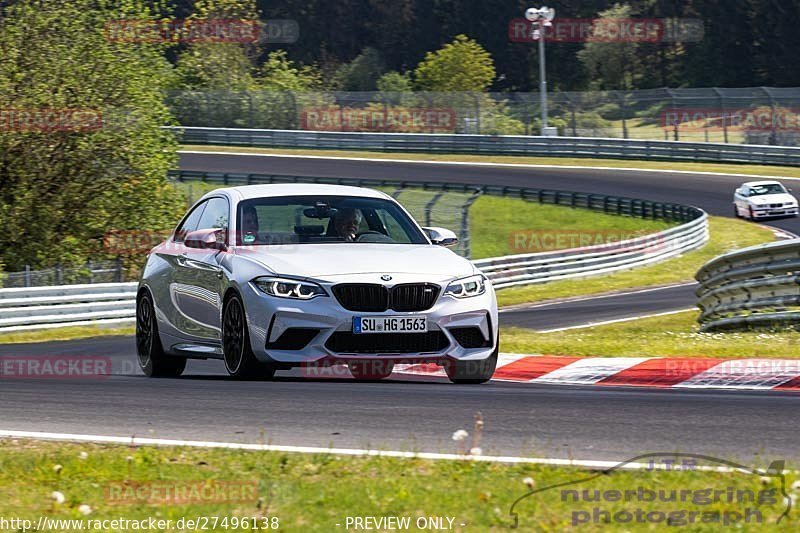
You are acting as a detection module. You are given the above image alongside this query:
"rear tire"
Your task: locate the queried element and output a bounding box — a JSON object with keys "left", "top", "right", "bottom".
{"left": 222, "top": 294, "right": 275, "bottom": 380}
{"left": 136, "top": 291, "right": 186, "bottom": 378}
{"left": 445, "top": 345, "right": 498, "bottom": 384}
{"left": 733, "top": 204, "right": 740, "bottom": 218}
{"left": 348, "top": 360, "right": 394, "bottom": 380}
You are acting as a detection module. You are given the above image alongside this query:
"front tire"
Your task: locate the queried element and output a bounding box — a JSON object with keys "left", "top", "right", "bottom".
{"left": 222, "top": 294, "right": 275, "bottom": 380}
{"left": 136, "top": 291, "right": 186, "bottom": 378}
{"left": 445, "top": 345, "right": 498, "bottom": 384}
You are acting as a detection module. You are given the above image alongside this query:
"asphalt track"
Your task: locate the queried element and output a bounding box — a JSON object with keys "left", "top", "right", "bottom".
{"left": 2, "top": 153, "right": 799, "bottom": 463}
{"left": 1, "top": 336, "right": 800, "bottom": 462}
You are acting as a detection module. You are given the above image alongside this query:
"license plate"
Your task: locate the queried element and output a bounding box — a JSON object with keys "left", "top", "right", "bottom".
{"left": 353, "top": 316, "right": 427, "bottom": 334}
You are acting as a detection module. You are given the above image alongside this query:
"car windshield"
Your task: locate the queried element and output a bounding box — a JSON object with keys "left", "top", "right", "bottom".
{"left": 236, "top": 195, "right": 428, "bottom": 246}
{"left": 749, "top": 184, "right": 786, "bottom": 196}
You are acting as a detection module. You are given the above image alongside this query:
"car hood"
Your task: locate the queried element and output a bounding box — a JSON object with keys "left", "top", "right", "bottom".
{"left": 235, "top": 244, "right": 476, "bottom": 279}
{"left": 749, "top": 193, "right": 796, "bottom": 205}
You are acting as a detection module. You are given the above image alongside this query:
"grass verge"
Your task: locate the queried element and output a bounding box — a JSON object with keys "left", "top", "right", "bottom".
{"left": 496, "top": 217, "right": 774, "bottom": 307}
{"left": 181, "top": 144, "right": 800, "bottom": 178}
{"left": 501, "top": 310, "right": 800, "bottom": 359}
{"left": 0, "top": 439, "right": 795, "bottom": 530}
{"left": 469, "top": 196, "right": 670, "bottom": 259}
{"left": 0, "top": 326, "right": 134, "bottom": 345}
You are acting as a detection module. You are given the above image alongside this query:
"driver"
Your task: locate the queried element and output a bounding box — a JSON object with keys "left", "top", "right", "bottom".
{"left": 241, "top": 206, "right": 260, "bottom": 243}
{"left": 332, "top": 208, "right": 362, "bottom": 242}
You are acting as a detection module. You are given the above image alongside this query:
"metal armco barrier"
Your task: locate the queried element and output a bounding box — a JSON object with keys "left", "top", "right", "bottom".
{"left": 695, "top": 239, "right": 800, "bottom": 331}
{"left": 172, "top": 127, "right": 800, "bottom": 166}
{"left": 0, "top": 283, "right": 137, "bottom": 332}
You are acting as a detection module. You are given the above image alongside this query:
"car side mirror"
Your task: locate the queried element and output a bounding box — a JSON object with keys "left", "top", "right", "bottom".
{"left": 184, "top": 228, "right": 227, "bottom": 251}
{"left": 423, "top": 226, "right": 458, "bottom": 247}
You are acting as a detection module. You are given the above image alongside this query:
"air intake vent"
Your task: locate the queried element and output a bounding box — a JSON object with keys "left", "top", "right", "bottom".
{"left": 332, "top": 283, "right": 440, "bottom": 312}
{"left": 449, "top": 327, "right": 491, "bottom": 348}
{"left": 332, "top": 284, "right": 389, "bottom": 312}
{"left": 325, "top": 331, "right": 449, "bottom": 354}
{"left": 266, "top": 328, "right": 319, "bottom": 350}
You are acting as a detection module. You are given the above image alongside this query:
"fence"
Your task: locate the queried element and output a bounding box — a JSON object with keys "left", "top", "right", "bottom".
{"left": 172, "top": 127, "right": 800, "bottom": 166}
{"left": 695, "top": 239, "right": 800, "bottom": 331}
{"left": 2, "top": 260, "right": 125, "bottom": 288}
{"left": 167, "top": 87, "right": 800, "bottom": 146}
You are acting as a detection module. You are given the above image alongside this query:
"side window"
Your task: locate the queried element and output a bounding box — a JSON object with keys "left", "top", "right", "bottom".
{"left": 741, "top": 187, "right": 749, "bottom": 197}
{"left": 196, "top": 197, "right": 230, "bottom": 241}
{"left": 174, "top": 201, "right": 207, "bottom": 243}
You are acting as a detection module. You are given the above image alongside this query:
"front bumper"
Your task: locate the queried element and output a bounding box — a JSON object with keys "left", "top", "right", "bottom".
{"left": 239, "top": 274, "right": 498, "bottom": 366}
{"left": 750, "top": 206, "right": 799, "bottom": 218}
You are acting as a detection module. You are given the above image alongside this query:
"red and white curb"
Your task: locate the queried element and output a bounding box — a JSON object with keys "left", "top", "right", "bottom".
{"left": 394, "top": 354, "right": 800, "bottom": 391}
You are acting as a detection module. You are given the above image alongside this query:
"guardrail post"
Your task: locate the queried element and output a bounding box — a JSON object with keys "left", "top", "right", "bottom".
{"left": 24, "top": 265, "right": 31, "bottom": 288}
{"left": 87, "top": 260, "right": 93, "bottom": 284}
{"left": 619, "top": 93, "right": 629, "bottom": 139}
{"left": 115, "top": 256, "right": 123, "bottom": 283}
{"left": 56, "top": 264, "right": 63, "bottom": 285}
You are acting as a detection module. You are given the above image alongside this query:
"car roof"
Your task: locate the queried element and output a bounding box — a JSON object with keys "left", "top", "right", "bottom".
{"left": 742, "top": 180, "right": 784, "bottom": 187}
{"left": 201, "top": 183, "right": 392, "bottom": 202}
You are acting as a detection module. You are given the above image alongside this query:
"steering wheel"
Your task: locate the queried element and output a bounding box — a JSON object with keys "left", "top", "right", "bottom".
{"left": 355, "top": 230, "right": 390, "bottom": 243}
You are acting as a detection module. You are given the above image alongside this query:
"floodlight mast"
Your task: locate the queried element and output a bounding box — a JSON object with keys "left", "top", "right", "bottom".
{"left": 525, "top": 6, "right": 555, "bottom": 134}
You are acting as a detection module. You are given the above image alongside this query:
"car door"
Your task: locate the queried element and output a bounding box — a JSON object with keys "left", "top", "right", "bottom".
{"left": 149, "top": 199, "right": 208, "bottom": 341}
{"left": 734, "top": 186, "right": 748, "bottom": 215}
{"left": 171, "top": 196, "right": 230, "bottom": 342}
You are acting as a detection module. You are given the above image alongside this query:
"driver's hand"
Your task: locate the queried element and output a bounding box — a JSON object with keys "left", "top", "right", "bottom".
{"left": 344, "top": 232, "right": 356, "bottom": 242}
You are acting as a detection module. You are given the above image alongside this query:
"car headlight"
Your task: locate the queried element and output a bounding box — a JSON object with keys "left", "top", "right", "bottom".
{"left": 444, "top": 274, "right": 486, "bottom": 298}
{"left": 253, "top": 277, "right": 327, "bottom": 300}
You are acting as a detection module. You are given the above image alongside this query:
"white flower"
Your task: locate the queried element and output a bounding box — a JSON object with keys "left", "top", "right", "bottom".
{"left": 78, "top": 504, "right": 92, "bottom": 516}
{"left": 126, "top": 455, "right": 134, "bottom": 463}
{"left": 451, "top": 430, "right": 468, "bottom": 442}
{"left": 50, "top": 491, "right": 65, "bottom": 504}
{"left": 469, "top": 447, "right": 482, "bottom": 456}
{"left": 791, "top": 480, "right": 800, "bottom": 492}
{"left": 760, "top": 476, "right": 771, "bottom": 485}
{"left": 53, "top": 464, "right": 63, "bottom": 474}
{"left": 78, "top": 451, "right": 89, "bottom": 460}
{"left": 523, "top": 477, "right": 535, "bottom": 489}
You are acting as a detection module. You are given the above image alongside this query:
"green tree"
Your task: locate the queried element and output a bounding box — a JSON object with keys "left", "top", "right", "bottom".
{"left": 174, "top": 0, "right": 261, "bottom": 90}
{"left": 258, "top": 50, "right": 322, "bottom": 90}
{"left": 333, "top": 47, "right": 386, "bottom": 91}
{"left": 0, "top": 0, "right": 182, "bottom": 271}
{"left": 414, "top": 34, "right": 496, "bottom": 92}
{"left": 376, "top": 71, "right": 413, "bottom": 93}
{"left": 577, "top": 4, "right": 643, "bottom": 90}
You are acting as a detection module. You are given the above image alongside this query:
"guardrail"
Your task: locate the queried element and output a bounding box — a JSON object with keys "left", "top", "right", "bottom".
{"left": 695, "top": 239, "right": 800, "bottom": 331}
{"left": 0, "top": 283, "right": 137, "bottom": 332}
{"left": 3, "top": 174, "right": 708, "bottom": 331}
{"left": 172, "top": 127, "right": 800, "bottom": 166}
